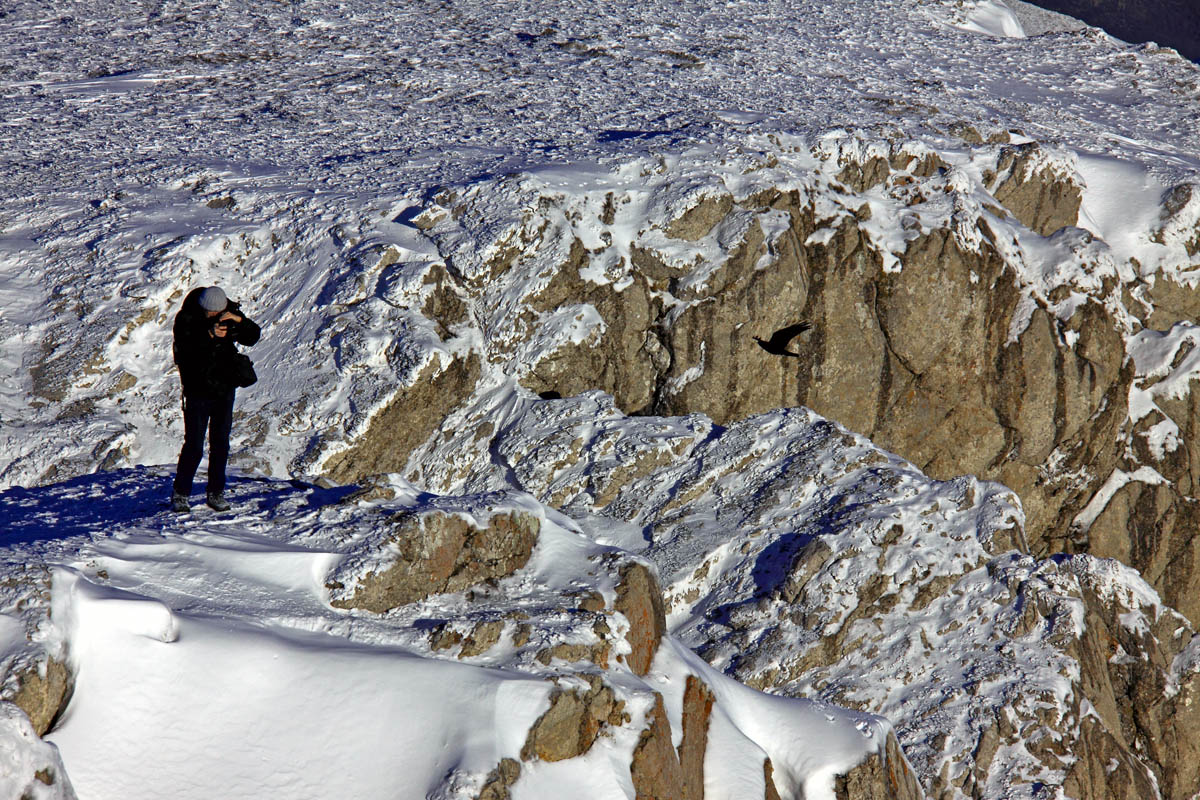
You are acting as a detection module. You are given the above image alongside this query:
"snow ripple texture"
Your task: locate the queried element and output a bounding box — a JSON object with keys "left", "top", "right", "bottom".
{"left": 3, "top": 1, "right": 1200, "bottom": 800}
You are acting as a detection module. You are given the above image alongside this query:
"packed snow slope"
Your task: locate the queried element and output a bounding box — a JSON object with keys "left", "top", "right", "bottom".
{"left": 0, "top": 465, "right": 904, "bottom": 800}
{"left": 3, "top": 1, "right": 1200, "bottom": 800}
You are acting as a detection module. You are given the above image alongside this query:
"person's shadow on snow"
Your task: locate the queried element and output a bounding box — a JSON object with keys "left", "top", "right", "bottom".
{"left": 0, "top": 467, "right": 358, "bottom": 545}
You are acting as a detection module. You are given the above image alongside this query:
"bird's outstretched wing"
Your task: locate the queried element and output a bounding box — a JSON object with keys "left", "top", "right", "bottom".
{"left": 765, "top": 321, "right": 811, "bottom": 350}
{"left": 754, "top": 321, "right": 811, "bottom": 357}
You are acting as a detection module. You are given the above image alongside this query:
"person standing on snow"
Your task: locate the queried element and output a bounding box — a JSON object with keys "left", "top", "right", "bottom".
{"left": 170, "top": 286, "right": 260, "bottom": 513}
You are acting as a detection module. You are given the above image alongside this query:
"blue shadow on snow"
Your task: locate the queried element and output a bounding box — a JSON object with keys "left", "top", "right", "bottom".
{"left": 0, "top": 467, "right": 359, "bottom": 546}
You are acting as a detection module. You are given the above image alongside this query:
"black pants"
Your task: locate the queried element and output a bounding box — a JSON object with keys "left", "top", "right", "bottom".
{"left": 173, "top": 390, "right": 235, "bottom": 496}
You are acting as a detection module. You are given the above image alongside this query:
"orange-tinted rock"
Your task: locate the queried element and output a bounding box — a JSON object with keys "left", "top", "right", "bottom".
{"left": 614, "top": 562, "right": 667, "bottom": 677}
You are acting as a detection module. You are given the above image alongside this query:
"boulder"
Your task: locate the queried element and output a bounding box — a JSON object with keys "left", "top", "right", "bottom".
{"left": 614, "top": 562, "right": 667, "bottom": 677}
{"left": 990, "top": 143, "right": 1081, "bottom": 237}
{"left": 9, "top": 659, "right": 71, "bottom": 737}
{"left": 520, "top": 677, "right": 623, "bottom": 763}
{"left": 834, "top": 730, "right": 923, "bottom": 800}
{"left": 330, "top": 510, "right": 539, "bottom": 611}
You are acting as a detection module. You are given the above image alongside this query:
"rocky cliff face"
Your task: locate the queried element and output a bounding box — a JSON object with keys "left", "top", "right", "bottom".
{"left": 4, "top": 0, "right": 1199, "bottom": 797}
{"left": 338, "top": 133, "right": 1200, "bottom": 630}
{"left": 397, "top": 393, "right": 1199, "bottom": 800}
{"left": 305, "top": 130, "right": 1200, "bottom": 799}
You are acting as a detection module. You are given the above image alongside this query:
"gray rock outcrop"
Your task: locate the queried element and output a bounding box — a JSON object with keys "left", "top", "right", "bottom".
{"left": 835, "top": 731, "right": 924, "bottom": 800}
{"left": 415, "top": 140, "right": 1200, "bottom": 639}
{"left": 329, "top": 509, "right": 539, "bottom": 612}
{"left": 10, "top": 659, "right": 71, "bottom": 737}
{"left": 299, "top": 133, "right": 1200, "bottom": 800}
{"left": 414, "top": 387, "right": 1197, "bottom": 799}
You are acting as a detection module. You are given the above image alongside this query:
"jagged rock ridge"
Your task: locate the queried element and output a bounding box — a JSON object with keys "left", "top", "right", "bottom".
{"left": 325, "top": 132, "right": 1200, "bottom": 628}
{"left": 304, "top": 130, "right": 1200, "bottom": 799}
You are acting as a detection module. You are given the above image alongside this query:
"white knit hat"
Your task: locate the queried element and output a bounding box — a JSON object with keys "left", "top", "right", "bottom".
{"left": 197, "top": 286, "right": 228, "bottom": 312}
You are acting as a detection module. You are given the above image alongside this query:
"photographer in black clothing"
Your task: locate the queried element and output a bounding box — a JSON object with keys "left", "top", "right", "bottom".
{"left": 171, "top": 286, "right": 261, "bottom": 513}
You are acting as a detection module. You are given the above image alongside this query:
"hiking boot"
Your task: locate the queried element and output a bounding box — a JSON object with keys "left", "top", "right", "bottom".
{"left": 206, "top": 491, "right": 231, "bottom": 512}
{"left": 170, "top": 492, "right": 191, "bottom": 513}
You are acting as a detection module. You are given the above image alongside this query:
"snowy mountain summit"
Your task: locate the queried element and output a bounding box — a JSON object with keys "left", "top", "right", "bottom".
{"left": 3, "top": 0, "right": 1200, "bottom": 799}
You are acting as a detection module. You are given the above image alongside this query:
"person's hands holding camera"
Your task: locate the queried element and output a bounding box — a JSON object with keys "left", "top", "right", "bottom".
{"left": 209, "top": 311, "right": 243, "bottom": 339}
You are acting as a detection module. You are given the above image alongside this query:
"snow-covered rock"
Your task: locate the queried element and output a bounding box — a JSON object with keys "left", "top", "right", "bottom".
{"left": 0, "top": 701, "right": 75, "bottom": 800}
{"left": 0, "top": 469, "right": 911, "bottom": 800}
{"left": 3, "top": 0, "right": 1200, "bottom": 798}
{"left": 406, "top": 391, "right": 1200, "bottom": 798}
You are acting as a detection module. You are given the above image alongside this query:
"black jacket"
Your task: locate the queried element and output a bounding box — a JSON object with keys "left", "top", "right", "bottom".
{"left": 173, "top": 287, "right": 261, "bottom": 397}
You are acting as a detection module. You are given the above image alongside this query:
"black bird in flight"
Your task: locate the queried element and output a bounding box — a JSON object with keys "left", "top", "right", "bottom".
{"left": 754, "top": 321, "right": 811, "bottom": 358}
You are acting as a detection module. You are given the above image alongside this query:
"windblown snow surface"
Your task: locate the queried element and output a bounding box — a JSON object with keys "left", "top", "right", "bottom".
{"left": 2, "top": 0, "right": 1200, "bottom": 799}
